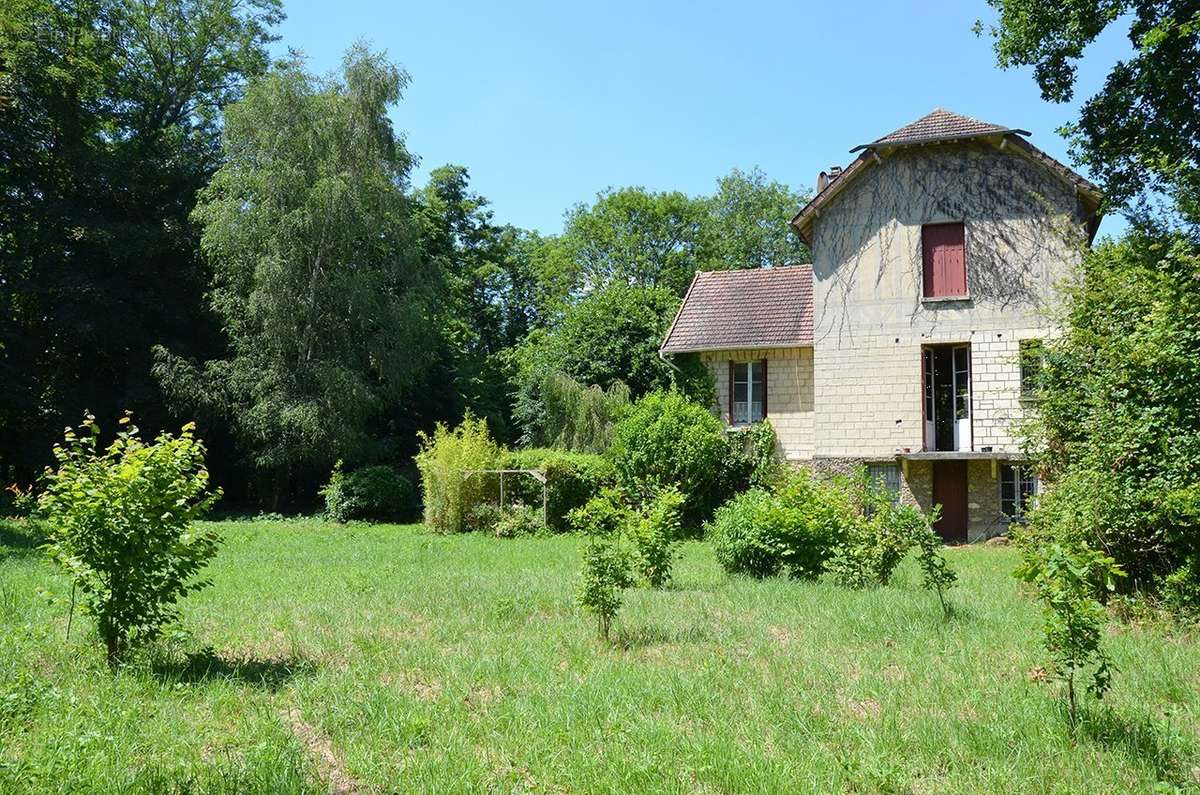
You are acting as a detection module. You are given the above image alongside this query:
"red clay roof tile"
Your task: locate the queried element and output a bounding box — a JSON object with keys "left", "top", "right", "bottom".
{"left": 660, "top": 265, "right": 813, "bottom": 353}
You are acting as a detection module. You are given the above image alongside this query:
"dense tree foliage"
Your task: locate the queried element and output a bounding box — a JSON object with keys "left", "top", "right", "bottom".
{"left": 538, "top": 168, "right": 811, "bottom": 301}
{"left": 508, "top": 285, "right": 711, "bottom": 445}
{"left": 981, "top": 0, "right": 1200, "bottom": 226}
{"left": 0, "top": 0, "right": 281, "bottom": 486}
{"left": 154, "top": 46, "right": 438, "bottom": 505}
{"left": 1022, "top": 230, "right": 1200, "bottom": 600}
{"left": 0, "top": 1, "right": 815, "bottom": 510}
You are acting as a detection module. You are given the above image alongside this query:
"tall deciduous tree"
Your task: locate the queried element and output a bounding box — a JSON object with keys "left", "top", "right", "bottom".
{"left": 980, "top": 0, "right": 1200, "bottom": 226}
{"left": 154, "top": 46, "right": 438, "bottom": 505}
{"left": 0, "top": 0, "right": 281, "bottom": 485}
{"left": 537, "top": 169, "right": 810, "bottom": 301}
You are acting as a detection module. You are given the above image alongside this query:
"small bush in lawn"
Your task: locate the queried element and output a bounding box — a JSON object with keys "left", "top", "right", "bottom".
{"left": 500, "top": 448, "right": 616, "bottom": 531}
{"left": 321, "top": 461, "right": 417, "bottom": 523}
{"left": 707, "top": 471, "right": 846, "bottom": 580}
{"left": 37, "top": 413, "right": 221, "bottom": 665}
{"left": 910, "top": 507, "right": 956, "bottom": 617}
{"left": 708, "top": 489, "right": 784, "bottom": 578}
{"left": 415, "top": 413, "right": 501, "bottom": 533}
{"left": 576, "top": 536, "right": 633, "bottom": 641}
{"left": 492, "top": 503, "right": 544, "bottom": 538}
{"left": 628, "top": 486, "right": 684, "bottom": 588}
{"left": 567, "top": 487, "right": 631, "bottom": 536}
{"left": 609, "top": 390, "right": 730, "bottom": 525}
{"left": 1015, "top": 539, "right": 1125, "bottom": 728}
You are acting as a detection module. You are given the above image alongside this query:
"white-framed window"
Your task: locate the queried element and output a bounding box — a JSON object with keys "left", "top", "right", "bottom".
{"left": 867, "top": 462, "right": 901, "bottom": 506}
{"left": 1000, "top": 464, "right": 1038, "bottom": 521}
{"left": 731, "top": 360, "right": 766, "bottom": 424}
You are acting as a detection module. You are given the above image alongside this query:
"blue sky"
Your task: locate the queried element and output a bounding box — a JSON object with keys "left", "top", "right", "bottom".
{"left": 273, "top": 0, "right": 1132, "bottom": 240}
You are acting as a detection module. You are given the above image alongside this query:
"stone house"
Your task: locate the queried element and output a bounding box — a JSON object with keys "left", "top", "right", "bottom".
{"left": 659, "top": 109, "right": 1103, "bottom": 542}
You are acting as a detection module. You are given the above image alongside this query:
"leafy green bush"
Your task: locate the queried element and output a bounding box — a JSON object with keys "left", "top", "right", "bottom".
{"left": 492, "top": 503, "right": 544, "bottom": 538}
{"left": 707, "top": 471, "right": 847, "bottom": 580}
{"left": 464, "top": 503, "right": 504, "bottom": 534}
{"left": 415, "top": 414, "right": 501, "bottom": 533}
{"left": 628, "top": 486, "right": 684, "bottom": 588}
{"left": 1015, "top": 539, "right": 1125, "bottom": 728}
{"left": 707, "top": 489, "right": 784, "bottom": 578}
{"left": 567, "top": 487, "right": 631, "bottom": 536}
{"left": 577, "top": 536, "right": 633, "bottom": 641}
{"left": 609, "top": 390, "right": 731, "bottom": 525}
{"left": 1162, "top": 558, "right": 1200, "bottom": 617}
{"left": 911, "top": 507, "right": 956, "bottom": 617}
{"left": 825, "top": 489, "right": 913, "bottom": 589}
{"left": 1020, "top": 231, "right": 1200, "bottom": 606}
{"left": 37, "top": 414, "right": 221, "bottom": 665}
{"left": 321, "top": 462, "right": 417, "bottom": 523}
{"left": 500, "top": 448, "right": 616, "bottom": 532}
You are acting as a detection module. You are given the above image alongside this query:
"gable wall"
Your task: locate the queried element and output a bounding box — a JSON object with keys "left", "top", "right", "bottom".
{"left": 699, "top": 347, "right": 814, "bottom": 461}
{"left": 809, "top": 142, "right": 1090, "bottom": 457}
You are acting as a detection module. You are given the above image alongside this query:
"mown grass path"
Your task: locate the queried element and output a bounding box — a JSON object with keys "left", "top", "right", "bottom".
{"left": 1, "top": 519, "right": 1197, "bottom": 793}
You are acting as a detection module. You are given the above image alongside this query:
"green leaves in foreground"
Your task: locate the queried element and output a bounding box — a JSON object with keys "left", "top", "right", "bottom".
{"left": 37, "top": 414, "right": 222, "bottom": 665}
{"left": 1016, "top": 540, "right": 1125, "bottom": 727}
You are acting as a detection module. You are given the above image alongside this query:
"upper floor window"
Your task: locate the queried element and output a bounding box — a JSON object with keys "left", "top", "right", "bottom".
{"left": 922, "top": 222, "right": 967, "bottom": 299}
{"left": 1019, "top": 339, "right": 1045, "bottom": 398}
{"left": 731, "top": 360, "right": 767, "bottom": 424}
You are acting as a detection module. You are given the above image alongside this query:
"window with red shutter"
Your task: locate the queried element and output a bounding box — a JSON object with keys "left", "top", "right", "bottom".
{"left": 921, "top": 222, "right": 967, "bottom": 298}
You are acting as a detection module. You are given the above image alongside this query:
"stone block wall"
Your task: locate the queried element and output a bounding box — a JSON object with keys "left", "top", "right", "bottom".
{"left": 700, "top": 347, "right": 814, "bottom": 461}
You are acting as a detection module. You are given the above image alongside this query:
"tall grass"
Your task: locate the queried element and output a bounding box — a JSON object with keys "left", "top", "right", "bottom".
{"left": 1, "top": 519, "right": 1196, "bottom": 792}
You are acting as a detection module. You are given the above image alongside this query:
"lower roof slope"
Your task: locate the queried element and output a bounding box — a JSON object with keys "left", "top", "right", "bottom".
{"left": 660, "top": 265, "right": 813, "bottom": 354}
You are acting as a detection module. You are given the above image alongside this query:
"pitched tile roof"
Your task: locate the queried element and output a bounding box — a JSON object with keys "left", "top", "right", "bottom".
{"left": 660, "top": 265, "right": 813, "bottom": 353}
{"left": 852, "top": 108, "right": 1024, "bottom": 151}
{"left": 791, "top": 109, "right": 1102, "bottom": 245}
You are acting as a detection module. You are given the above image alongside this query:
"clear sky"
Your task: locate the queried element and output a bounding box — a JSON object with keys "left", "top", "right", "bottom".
{"left": 272, "top": 0, "right": 1133, "bottom": 240}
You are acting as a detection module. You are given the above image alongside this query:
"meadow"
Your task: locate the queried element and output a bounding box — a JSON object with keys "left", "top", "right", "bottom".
{"left": 1, "top": 519, "right": 1197, "bottom": 793}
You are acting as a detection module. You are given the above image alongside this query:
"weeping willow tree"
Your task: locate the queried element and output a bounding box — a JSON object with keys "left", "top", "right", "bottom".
{"left": 539, "top": 372, "right": 631, "bottom": 454}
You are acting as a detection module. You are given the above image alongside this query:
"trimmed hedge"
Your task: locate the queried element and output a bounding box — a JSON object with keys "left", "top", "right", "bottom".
{"left": 499, "top": 448, "right": 616, "bottom": 532}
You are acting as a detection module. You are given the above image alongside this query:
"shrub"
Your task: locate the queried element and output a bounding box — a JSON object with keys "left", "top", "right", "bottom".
{"left": 492, "top": 503, "right": 545, "bottom": 538}
{"left": 464, "top": 503, "right": 504, "bottom": 534}
{"left": 911, "top": 507, "right": 957, "bottom": 617}
{"left": 1015, "top": 540, "right": 1125, "bottom": 728}
{"left": 500, "top": 448, "right": 616, "bottom": 532}
{"left": 707, "top": 471, "right": 847, "bottom": 580}
{"left": 321, "top": 462, "right": 417, "bottom": 523}
{"left": 576, "top": 537, "right": 633, "bottom": 641}
{"left": 567, "top": 487, "right": 631, "bottom": 536}
{"left": 1162, "top": 558, "right": 1200, "bottom": 617}
{"left": 628, "top": 486, "right": 684, "bottom": 588}
{"left": 609, "top": 390, "right": 730, "bottom": 525}
{"left": 415, "top": 414, "right": 501, "bottom": 533}
{"left": 37, "top": 414, "right": 221, "bottom": 665}
{"left": 708, "top": 489, "right": 784, "bottom": 578}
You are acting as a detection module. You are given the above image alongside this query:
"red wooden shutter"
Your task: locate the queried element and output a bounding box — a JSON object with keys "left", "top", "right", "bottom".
{"left": 760, "top": 359, "right": 768, "bottom": 417}
{"left": 727, "top": 360, "right": 734, "bottom": 423}
{"left": 922, "top": 223, "right": 966, "bottom": 297}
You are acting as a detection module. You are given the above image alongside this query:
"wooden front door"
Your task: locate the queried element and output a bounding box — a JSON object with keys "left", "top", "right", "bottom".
{"left": 932, "top": 460, "right": 968, "bottom": 543}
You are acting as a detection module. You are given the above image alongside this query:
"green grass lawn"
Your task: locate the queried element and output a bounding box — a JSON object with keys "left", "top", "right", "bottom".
{"left": 1, "top": 519, "right": 1197, "bottom": 793}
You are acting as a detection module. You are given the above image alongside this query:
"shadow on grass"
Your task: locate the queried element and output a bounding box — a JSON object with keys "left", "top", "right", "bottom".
{"left": 0, "top": 519, "right": 46, "bottom": 561}
{"left": 150, "top": 646, "right": 315, "bottom": 691}
{"left": 1081, "top": 704, "right": 1194, "bottom": 784}
{"left": 615, "top": 622, "right": 712, "bottom": 650}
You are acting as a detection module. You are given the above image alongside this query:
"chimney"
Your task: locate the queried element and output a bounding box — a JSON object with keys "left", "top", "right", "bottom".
{"left": 816, "top": 165, "right": 843, "bottom": 193}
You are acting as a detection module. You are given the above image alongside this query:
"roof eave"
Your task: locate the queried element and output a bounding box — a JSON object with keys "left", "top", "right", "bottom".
{"left": 848, "top": 128, "right": 1030, "bottom": 153}
{"left": 661, "top": 340, "right": 815, "bottom": 355}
